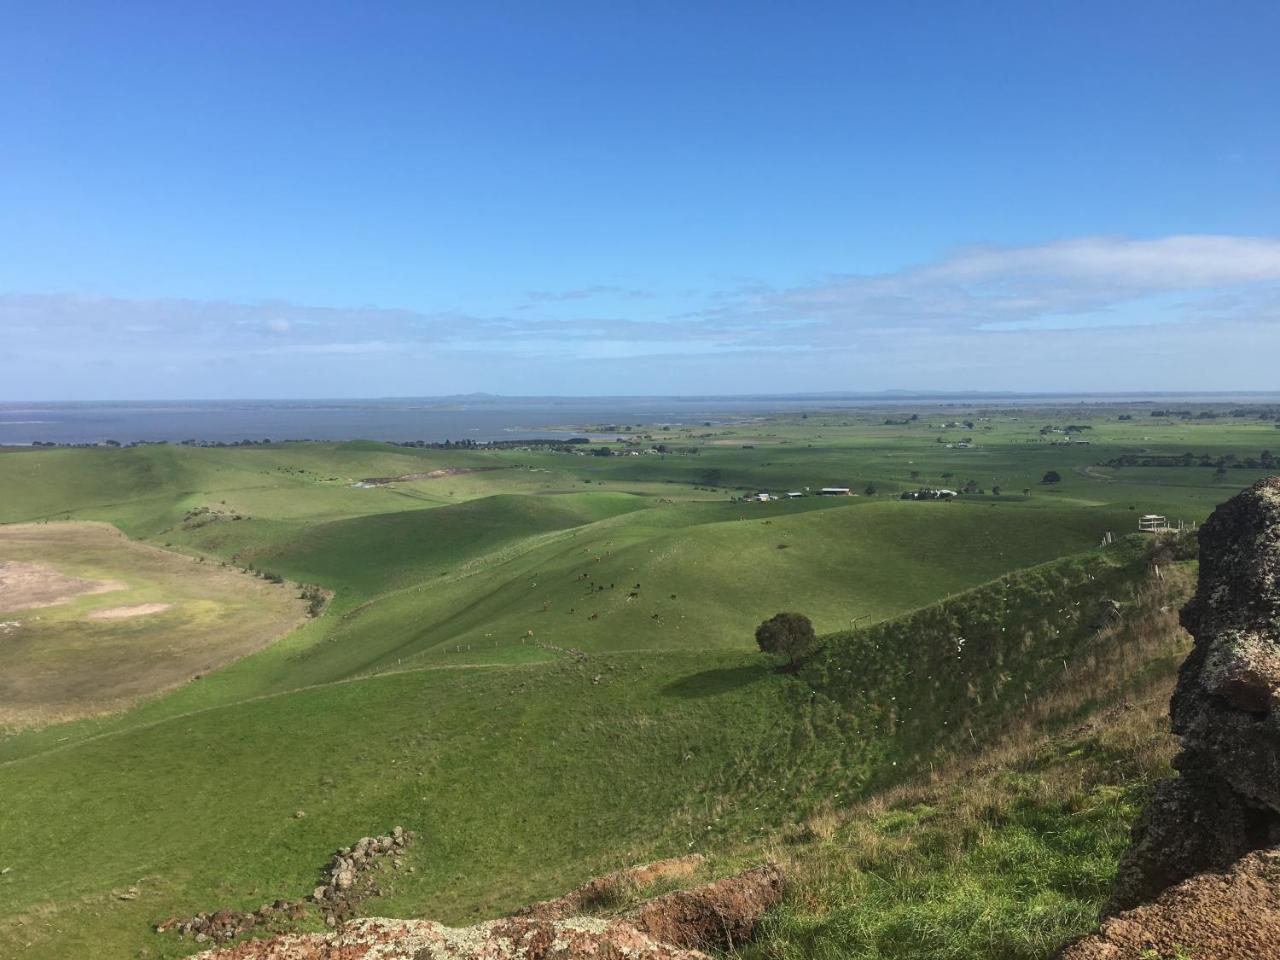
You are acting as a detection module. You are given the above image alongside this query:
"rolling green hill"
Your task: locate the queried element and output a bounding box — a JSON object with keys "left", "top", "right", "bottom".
{"left": 0, "top": 537, "right": 1170, "bottom": 960}
{"left": 0, "top": 408, "right": 1260, "bottom": 959}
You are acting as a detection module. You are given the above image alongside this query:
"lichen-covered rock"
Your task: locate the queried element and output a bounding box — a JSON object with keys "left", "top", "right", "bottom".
{"left": 1108, "top": 477, "right": 1280, "bottom": 913}
{"left": 187, "top": 915, "right": 710, "bottom": 960}
{"left": 184, "top": 862, "right": 782, "bottom": 960}
{"left": 1059, "top": 849, "right": 1280, "bottom": 960}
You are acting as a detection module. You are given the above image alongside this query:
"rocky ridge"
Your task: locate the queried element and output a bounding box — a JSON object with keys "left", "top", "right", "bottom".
{"left": 185, "top": 860, "right": 784, "bottom": 960}
{"left": 1059, "top": 478, "right": 1280, "bottom": 958}
{"left": 1108, "top": 477, "right": 1280, "bottom": 913}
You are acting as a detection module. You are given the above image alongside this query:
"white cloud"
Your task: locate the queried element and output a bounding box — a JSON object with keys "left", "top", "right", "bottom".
{"left": 1, "top": 233, "right": 1277, "bottom": 397}
{"left": 921, "top": 235, "right": 1280, "bottom": 287}
{"left": 727, "top": 234, "right": 1280, "bottom": 335}
{"left": 260, "top": 339, "right": 406, "bottom": 355}
{"left": 519, "top": 285, "right": 652, "bottom": 307}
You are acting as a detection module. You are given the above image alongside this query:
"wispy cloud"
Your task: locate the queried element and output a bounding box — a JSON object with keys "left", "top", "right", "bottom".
{"left": 517, "top": 285, "right": 652, "bottom": 309}
{"left": 2, "top": 234, "right": 1278, "bottom": 397}
{"left": 705, "top": 235, "right": 1280, "bottom": 336}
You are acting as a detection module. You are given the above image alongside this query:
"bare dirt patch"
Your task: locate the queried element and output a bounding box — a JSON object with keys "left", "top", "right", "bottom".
{"left": 86, "top": 602, "right": 173, "bottom": 620}
{"left": 0, "top": 559, "right": 124, "bottom": 612}
{"left": 0, "top": 521, "right": 309, "bottom": 730}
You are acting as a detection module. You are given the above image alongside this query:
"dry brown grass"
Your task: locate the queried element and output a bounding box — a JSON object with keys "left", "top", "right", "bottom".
{"left": 0, "top": 522, "right": 310, "bottom": 729}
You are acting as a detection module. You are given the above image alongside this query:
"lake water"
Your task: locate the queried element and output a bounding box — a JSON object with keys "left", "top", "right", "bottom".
{"left": 1, "top": 394, "right": 1276, "bottom": 446}
{"left": 0, "top": 397, "right": 847, "bottom": 445}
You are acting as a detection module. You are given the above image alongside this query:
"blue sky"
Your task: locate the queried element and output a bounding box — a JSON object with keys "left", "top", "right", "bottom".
{"left": 2, "top": 1, "right": 1278, "bottom": 399}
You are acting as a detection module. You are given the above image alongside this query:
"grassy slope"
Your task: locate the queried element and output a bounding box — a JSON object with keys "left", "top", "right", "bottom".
{"left": 304, "top": 498, "right": 1124, "bottom": 677}
{"left": 0, "top": 542, "right": 1166, "bottom": 960}
{"left": 750, "top": 564, "right": 1194, "bottom": 960}
{"left": 0, "top": 410, "right": 1262, "bottom": 959}
{"left": 0, "top": 445, "right": 1127, "bottom": 762}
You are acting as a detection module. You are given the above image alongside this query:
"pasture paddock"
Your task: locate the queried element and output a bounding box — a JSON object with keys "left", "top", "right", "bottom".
{"left": 0, "top": 521, "right": 307, "bottom": 729}
{"left": 0, "top": 402, "right": 1272, "bottom": 958}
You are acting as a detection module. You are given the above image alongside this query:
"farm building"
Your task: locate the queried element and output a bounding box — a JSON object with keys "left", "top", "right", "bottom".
{"left": 901, "top": 488, "right": 958, "bottom": 501}
{"left": 786, "top": 491, "right": 804, "bottom": 499}
{"left": 819, "top": 487, "right": 852, "bottom": 496}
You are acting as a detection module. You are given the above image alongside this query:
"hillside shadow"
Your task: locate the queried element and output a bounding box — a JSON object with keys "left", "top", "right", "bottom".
{"left": 661, "top": 662, "right": 770, "bottom": 699}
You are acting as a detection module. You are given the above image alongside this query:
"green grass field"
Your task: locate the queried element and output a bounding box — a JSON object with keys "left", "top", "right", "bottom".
{"left": 0, "top": 401, "right": 1268, "bottom": 959}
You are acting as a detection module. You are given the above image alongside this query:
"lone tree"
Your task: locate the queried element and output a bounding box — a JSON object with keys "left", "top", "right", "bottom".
{"left": 1041, "top": 470, "right": 1062, "bottom": 484}
{"left": 755, "top": 611, "right": 816, "bottom": 669}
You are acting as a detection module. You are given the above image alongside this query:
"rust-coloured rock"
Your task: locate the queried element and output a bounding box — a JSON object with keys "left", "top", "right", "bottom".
{"left": 626, "top": 862, "right": 786, "bottom": 951}
{"left": 517, "top": 854, "right": 705, "bottom": 919}
{"left": 1059, "top": 849, "right": 1280, "bottom": 960}
{"left": 185, "top": 862, "right": 783, "bottom": 960}
{"left": 187, "top": 916, "right": 709, "bottom": 960}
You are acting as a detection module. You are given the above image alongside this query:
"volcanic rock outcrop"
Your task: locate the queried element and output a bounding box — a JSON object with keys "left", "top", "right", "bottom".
{"left": 187, "top": 861, "right": 784, "bottom": 960}
{"left": 627, "top": 862, "right": 786, "bottom": 952}
{"left": 189, "top": 916, "right": 708, "bottom": 960}
{"left": 516, "top": 854, "right": 705, "bottom": 920}
{"left": 1108, "top": 476, "right": 1280, "bottom": 913}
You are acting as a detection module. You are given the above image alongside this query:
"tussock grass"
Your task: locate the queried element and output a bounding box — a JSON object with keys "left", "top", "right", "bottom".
{"left": 747, "top": 564, "right": 1193, "bottom": 960}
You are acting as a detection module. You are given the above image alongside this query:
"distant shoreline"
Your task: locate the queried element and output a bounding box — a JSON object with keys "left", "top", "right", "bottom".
{"left": 3, "top": 393, "right": 1278, "bottom": 448}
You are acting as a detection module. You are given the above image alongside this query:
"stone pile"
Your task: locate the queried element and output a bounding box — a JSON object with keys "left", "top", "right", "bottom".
{"left": 311, "top": 827, "right": 415, "bottom": 925}
{"left": 156, "top": 900, "right": 307, "bottom": 944}
{"left": 156, "top": 827, "right": 415, "bottom": 945}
